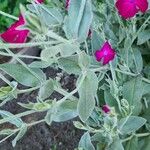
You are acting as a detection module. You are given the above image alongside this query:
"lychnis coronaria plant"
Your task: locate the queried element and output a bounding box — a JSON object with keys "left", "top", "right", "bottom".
{"left": 0, "top": 0, "right": 150, "bottom": 149}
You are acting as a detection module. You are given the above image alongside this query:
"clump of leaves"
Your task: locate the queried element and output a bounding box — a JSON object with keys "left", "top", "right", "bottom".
{"left": 0, "top": 0, "right": 150, "bottom": 149}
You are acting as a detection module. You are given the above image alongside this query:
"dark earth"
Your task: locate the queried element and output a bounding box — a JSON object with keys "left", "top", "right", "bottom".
{"left": 0, "top": 51, "right": 83, "bottom": 150}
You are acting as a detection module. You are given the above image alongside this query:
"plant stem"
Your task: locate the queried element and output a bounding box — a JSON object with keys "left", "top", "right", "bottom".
{"left": 57, "top": 73, "right": 86, "bottom": 105}
{"left": 122, "top": 132, "right": 150, "bottom": 143}
{"left": 136, "top": 133, "right": 150, "bottom": 137}
{"left": 0, "top": 73, "right": 13, "bottom": 87}
{"left": 0, "top": 110, "right": 36, "bottom": 125}
{"left": 0, "top": 10, "right": 18, "bottom": 20}
{"left": 26, "top": 119, "right": 45, "bottom": 127}
{"left": 0, "top": 51, "right": 41, "bottom": 60}
{"left": 109, "top": 62, "right": 122, "bottom": 113}
{"left": 115, "top": 68, "right": 150, "bottom": 84}
{"left": 0, "top": 41, "right": 61, "bottom": 49}
{"left": 18, "top": 86, "right": 41, "bottom": 94}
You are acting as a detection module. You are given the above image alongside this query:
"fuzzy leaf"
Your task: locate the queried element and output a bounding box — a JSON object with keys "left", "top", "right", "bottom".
{"left": 0, "top": 64, "right": 45, "bottom": 87}
{"left": 64, "top": 0, "right": 93, "bottom": 42}
{"left": 77, "top": 71, "right": 98, "bottom": 122}
{"left": 122, "top": 77, "right": 143, "bottom": 115}
{"left": 0, "top": 110, "right": 23, "bottom": 128}
{"left": 12, "top": 124, "right": 27, "bottom": 147}
{"left": 118, "top": 116, "right": 146, "bottom": 135}
{"left": 38, "top": 79, "right": 54, "bottom": 100}
{"left": 58, "top": 55, "right": 82, "bottom": 75}
{"left": 78, "top": 132, "right": 95, "bottom": 150}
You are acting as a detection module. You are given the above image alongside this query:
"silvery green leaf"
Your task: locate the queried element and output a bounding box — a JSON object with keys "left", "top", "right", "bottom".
{"left": 27, "top": 4, "right": 63, "bottom": 26}
{"left": 29, "top": 61, "right": 50, "bottom": 68}
{"left": 41, "top": 45, "right": 61, "bottom": 62}
{"left": 77, "top": 71, "right": 98, "bottom": 122}
{"left": 125, "top": 136, "right": 138, "bottom": 150}
{"left": 73, "top": 121, "right": 88, "bottom": 131}
{"left": 0, "top": 64, "right": 46, "bottom": 87}
{"left": 139, "top": 136, "right": 150, "bottom": 150}
{"left": 122, "top": 77, "right": 143, "bottom": 115}
{"left": 78, "top": 51, "right": 90, "bottom": 69}
{"left": 107, "top": 137, "right": 124, "bottom": 150}
{"left": 60, "top": 43, "right": 79, "bottom": 57}
{"left": 137, "top": 29, "right": 150, "bottom": 45}
{"left": 0, "top": 110, "right": 23, "bottom": 128}
{"left": 132, "top": 48, "right": 143, "bottom": 73}
{"left": 78, "top": 132, "right": 95, "bottom": 150}
{"left": 91, "top": 31, "right": 104, "bottom": 53}
{"left": 12, "top": 124, "right": 27, "bottom": 147}
{"left": 38, "top": 79, "right": 54, "bottom": 100}
{"left": 64, "top": 0, "right": 93, "bottom": 42}
{"left": 18, "top": 100, "right": 52, "bottom": 111}
{"left": 58, "top": 54, "right": 82, "bottom": 75}
{"left": 52, "top": 100, "right": 78, "bottom": 122}
{"left": 118, "top": 116, "right": 146, "bottom": 135}
{"left": 0, "top": 129, "right": 14, "bottom": 135}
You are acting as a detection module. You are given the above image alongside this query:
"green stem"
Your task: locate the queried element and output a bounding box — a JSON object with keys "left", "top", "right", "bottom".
{"left": 0, "top": 41, "right": 61, "bottom": 49}
{"left": 26, "top": 119, "right": 45, "bottom": 127}
{"left": 57, "top": 73, "right": 86, "bottom": 105}
{"left": 109, "top": 62, "right": 122, "bottom": 113}
{"left": 3, "top": 46, "right": 43, "bottom": 83}
{"left": 0, "top": 73, "right": 13, "bottom": 87}
{"left": 0, "top": 110, "right": 36, "bottom": 125}
{"left": 18, "top": 86, "right": 41, "bottom": 94}
{"left": 0, "top": 51, "right": 41, "bottom": 60}
{"left": 0, "top": 10, "right": 18, "bottom": 20}
{"left": 136, "top": 133, "right": 150, "bottom": 137}
{"left": 47, "top": 31, "right": 68, "bottom": 43}
{"left": 122, "top": 132, "right": 150, "bottom": 143}
{"left": 115, "top": 68, "right": 150, "bottom": 84}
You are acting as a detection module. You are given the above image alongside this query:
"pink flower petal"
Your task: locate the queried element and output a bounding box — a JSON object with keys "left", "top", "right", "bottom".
{"left": 35, "top": 0, "right": 44, "bottom": 3}
{"left": 115, "top": 0, "right": 138, "bottom": 19}
{"left": 136, "top": 0, "right": 148, "bottom": 12}
{"left": 0, "top": 14, "right": 29, "bottom": 43}
{"left": 94, "top": 41, "right": 116, "bottom": 65}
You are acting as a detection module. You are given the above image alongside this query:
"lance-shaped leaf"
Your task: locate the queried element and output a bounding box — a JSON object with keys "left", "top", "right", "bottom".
{"left": 64, "top": 0, "right": 93, "bottom": 42}
{"left": 27, "top": 4, "right": 63, "bottom": 26}
{"left": 0, "top": 64, "right": 45, "bottom": 87}
{"left": 118, "top": 116, "right": 146, "bottom": 135}
{"left": 0, "top": 110, "right": 23, "bottom": 128}
{"left": 122, "top": 77, "right": 143, "bottom": 115}
{"left": 77, "top": 71, "right": 98, "bottom": 122}
{"left": 12, "top": 124, "right": 27, "bottom": 147}
{"left": 78, "top": 132, "right": 95, "bottom": 150}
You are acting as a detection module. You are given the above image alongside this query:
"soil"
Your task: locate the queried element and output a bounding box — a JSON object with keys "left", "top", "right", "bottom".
{"left": 0, "top": 65, "right": 82, "bottom": 150}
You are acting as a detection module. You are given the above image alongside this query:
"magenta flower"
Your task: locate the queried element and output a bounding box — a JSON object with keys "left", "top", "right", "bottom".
{"left": 115, "top": 0, "right": 148, "bottom": 19}
{"left": 65, "top": 0, "right": 70, "bottom": 9}
{"left": 35, "top": 0, "right": 44, "bottom": 3}
{"left": 102, "top": 105, "right": 111, "bottom": 114}
{"left": 0, "top": 15, "right": 29, "bottom": 43}
{"left": 95, "top": 41, "right": 116, "bottom": 65}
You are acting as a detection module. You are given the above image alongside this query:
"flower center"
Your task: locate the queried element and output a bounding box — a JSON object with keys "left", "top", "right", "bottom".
{"left": 103, "top": 50, "right": 108, "bottom": 56}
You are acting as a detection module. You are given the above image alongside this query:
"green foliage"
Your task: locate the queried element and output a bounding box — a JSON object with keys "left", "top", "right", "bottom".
{"left": 0, "top": 0, "right": 150, "bottom": 149}
{"left": 0, "top": 0, "right": 26, "bottom": 32}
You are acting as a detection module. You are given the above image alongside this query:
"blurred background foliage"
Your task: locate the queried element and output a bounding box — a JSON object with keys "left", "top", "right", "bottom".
{"left": 0, "top": 0, "right": 27, "bottom": 32}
